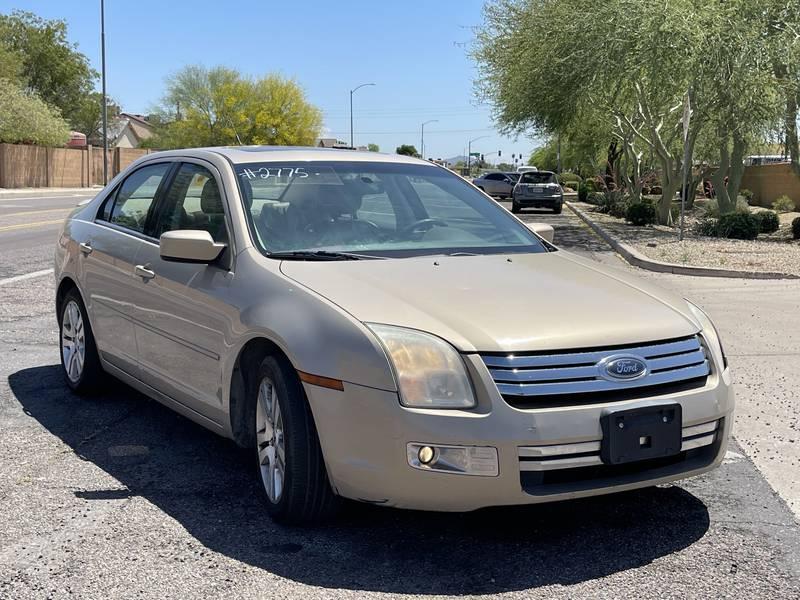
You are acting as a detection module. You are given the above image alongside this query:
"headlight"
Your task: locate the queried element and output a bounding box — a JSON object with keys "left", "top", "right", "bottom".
{"left": 685, "top": 300, "right": 728, "bottom": 370}
{"left": 367, "top": 324, "right": 477, "bottom": 409}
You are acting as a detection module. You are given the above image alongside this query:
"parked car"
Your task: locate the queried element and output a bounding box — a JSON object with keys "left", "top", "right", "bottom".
{"left": 512, "top": 170, "right": 564, "bottom": 213}
{"left": 472, "top": 171, "right": 519, "bottom": 199}
{"left": 55, "top": 147, "right": 733, "bottom": 524}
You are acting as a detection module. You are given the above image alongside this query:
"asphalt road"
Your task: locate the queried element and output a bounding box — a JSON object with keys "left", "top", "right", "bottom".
{"left": 0, "top": 193, "right": 798, "bottom": 598}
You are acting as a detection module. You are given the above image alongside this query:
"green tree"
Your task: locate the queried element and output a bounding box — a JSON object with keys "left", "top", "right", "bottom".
{"left": 396, "top": 144, "right": 420, "bottom": 157}
{"left": 0, "top": 10, "right": 96, "bottom": 128}
{"left": 473, "top": 0, "right": 787, "bottom": 222}
{"left": 367, "top": 143, "right": 380, "bottom": 152}
{"left": 146, "top": 65, "right": 322, "bottom": 148}
{"left": 496, "top": 162, "right": 514, "bottom": 171}
{"left": 71, "top": 92, "right": 121, "bottom": 142}
{"left": 0, "top": 78, "right": 70, "bottom": 145}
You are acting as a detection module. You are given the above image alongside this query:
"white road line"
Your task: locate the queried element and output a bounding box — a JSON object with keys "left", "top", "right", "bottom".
{"left": 0, "top": 269, "right": 53, "bottom": 286}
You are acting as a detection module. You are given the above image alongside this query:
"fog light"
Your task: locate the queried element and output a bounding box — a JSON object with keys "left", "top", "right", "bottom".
{"left": 418, "top": 446, "right": 435, "bottom": 464}
{"left": 406, "top": 443, "right": 499, "bottom": 476}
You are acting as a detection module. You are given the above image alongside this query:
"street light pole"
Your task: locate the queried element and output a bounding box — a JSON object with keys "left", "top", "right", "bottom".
{"left": 467, "top": 135, "right": 490, "bottom": 176}
{"left": 100, "top": 0, "right": 108, "bottom": 185}
{"left": 420, "top": 120, "right": 438, "bottom": 160}
{"left": 349, "top": 82, "right": 375, "bottom": 149}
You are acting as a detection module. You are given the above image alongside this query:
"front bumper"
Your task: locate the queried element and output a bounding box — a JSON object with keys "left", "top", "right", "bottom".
{"left": 305, "top": 355, "right": 734, "bottom": 512}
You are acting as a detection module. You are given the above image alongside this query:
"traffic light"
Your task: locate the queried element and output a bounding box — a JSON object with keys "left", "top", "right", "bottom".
{"left": 480, "top": 154, "right": 484, "bottom": 161}
{"left": 498, "top": 150, "right": 502, "bottom": 157}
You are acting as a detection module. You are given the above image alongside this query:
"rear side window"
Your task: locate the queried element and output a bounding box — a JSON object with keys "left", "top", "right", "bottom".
{"left": 109, "top": 163, "right": 171, "bottom": 233}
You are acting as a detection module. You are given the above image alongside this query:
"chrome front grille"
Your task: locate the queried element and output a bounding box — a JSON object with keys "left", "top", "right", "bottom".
{"left": 482, "top": 335, "right": 710, "bottom": 405}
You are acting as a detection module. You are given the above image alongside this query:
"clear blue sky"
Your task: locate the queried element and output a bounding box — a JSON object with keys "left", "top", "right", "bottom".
{"left": 1, "top": 0, "right": 540, "bottom": 163}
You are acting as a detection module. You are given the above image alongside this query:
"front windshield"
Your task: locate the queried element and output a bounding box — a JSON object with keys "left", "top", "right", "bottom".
{"left": 234, "top": 161, "right": 547, "bottom": 258}
{"left": 520, "top": 172, "right": 556, "bottom": 184}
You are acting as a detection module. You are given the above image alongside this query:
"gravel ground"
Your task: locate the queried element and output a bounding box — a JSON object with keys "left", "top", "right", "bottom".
{"left": 571, "top": 202, "right": 800, "bottom": 276}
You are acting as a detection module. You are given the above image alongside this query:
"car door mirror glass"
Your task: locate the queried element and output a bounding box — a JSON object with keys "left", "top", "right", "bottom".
{"left": 525, "top": 222, "right": 555, "bottom": 243}
{"left": 159, "top": 230, "right": 226, "bottom": 263}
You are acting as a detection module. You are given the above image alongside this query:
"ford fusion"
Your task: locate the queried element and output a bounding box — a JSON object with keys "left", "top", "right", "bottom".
{"left": 54, "top": 147, "right": 733, "bottom": 523}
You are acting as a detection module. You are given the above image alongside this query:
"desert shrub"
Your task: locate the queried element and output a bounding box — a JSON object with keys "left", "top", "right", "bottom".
{"left": 772, "top": 195, "right": 796, "bottom": 213}
{"left": 792, "top": 217, "right": 800, "bottom": 239}
{"left": 740, "top": 189, "right": 754, "bottom": 204}
{"left": 587, "top": 191, "right": 605, "bottom": 205}
{"left": 693, "top": 218, "right": 718, "bottom": 237}
{"left": 716, "top": 213, "right": 760, "bottom": 240}
{"left": 583, "top": 178, "right": 601, "bottom": 193}
{"left": 756, "top": 210, "right": 780, "bottom": 234}
{"left": 577, "top": 181, "right": 589, "bottom": 202}
{"left": 559, "top": 172, "right": 582, "bottom": 186}
{"left": 702, "top": 197, "right": 750, "bottom": 218}
{"left": 625, "top": 201, "right": 656, "bottom": 226}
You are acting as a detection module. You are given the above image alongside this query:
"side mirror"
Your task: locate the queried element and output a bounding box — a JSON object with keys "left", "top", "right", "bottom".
{"left": 159, "top": 230, "right": 226, "bottom": 263}
{"left": 526, "top": 222, "right": 555, "bottom": 243}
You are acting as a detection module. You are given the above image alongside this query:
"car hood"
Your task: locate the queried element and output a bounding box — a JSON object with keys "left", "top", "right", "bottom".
{"left": 280, "top": 251, "right": 701, "bottom": 353}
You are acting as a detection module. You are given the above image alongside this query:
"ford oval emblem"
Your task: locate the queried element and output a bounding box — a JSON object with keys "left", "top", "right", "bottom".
{"left": 599, "top": 354, "right": 648, "bottom": 381}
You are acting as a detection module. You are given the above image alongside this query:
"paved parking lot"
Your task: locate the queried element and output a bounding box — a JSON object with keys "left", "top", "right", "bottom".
{"left": 1, "top": 193, "right": 799, "bottom": 598}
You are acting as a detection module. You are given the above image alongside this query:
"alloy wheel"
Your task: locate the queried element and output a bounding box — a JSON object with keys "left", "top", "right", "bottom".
{"left": 256, "top": 377, "right": 286, "bottom": 503}
{"left": 61, "top": 300, "right": 85, "bottom": 383}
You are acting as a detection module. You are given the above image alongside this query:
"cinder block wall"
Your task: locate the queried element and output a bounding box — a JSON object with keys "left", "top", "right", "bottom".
{"left": 740, "top": 163, "right": 800, "bottom": 210}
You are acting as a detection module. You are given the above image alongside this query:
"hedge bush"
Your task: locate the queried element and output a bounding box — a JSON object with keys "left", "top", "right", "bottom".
{"left": 716, "top": 213, "right": 760, "bottom": 240}
{"left": 792, "top": 217, "right": 800, "bottom": 240}
{"left": 625, "top": 201, "right": 656, "bottom": 226}
{"left": 740, "top": 189, "right": 754, "bottom": 204}
{"left": 702, "top": 197, "right": 751, "bottom": 218}
{"left": 756, "top": 210, "right": 780, "bottom": 234}
{"left": 559, "top": 172, "right": 582, "bottom": 185}
{"left": 587, "top": 191, "right": 605, "bottom": 205}
{"left": 772, "top": 195, "right": 796, "bottom": 213}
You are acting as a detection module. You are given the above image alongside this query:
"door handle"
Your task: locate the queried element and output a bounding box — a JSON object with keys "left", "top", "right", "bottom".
{"left": 79, "top": 242, "right": 93, "bottom": 255}
{"left": 134, "top": 264, "right": 156, "bottom": 280}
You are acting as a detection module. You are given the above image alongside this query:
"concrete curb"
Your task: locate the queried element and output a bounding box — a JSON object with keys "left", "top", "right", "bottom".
{"left": 566, "top": 201, "right": 800, "bottom": 280}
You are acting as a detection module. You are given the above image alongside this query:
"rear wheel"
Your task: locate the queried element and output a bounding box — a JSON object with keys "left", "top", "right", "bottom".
{"left": 59, "top": 289, "right": 104, "bottom": 394}
{"left": 253, "top": 355, "right": 339, "bottom": 524}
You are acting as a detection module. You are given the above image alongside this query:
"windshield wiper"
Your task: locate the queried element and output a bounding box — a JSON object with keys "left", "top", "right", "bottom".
{"left": 267, "top": 250, "right": 384, "bottom": 261}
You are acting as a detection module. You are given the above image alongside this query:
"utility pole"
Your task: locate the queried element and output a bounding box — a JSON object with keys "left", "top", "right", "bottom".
{"left": 349, "top": 83, "right": 375, "bottom": 149}
{"left": 679, "top": 87, "right": 693, "bottom": 241}
{"left": 420, "top": 120, "right": 438, "bottom": 160}
{"left": 100, "top": 0, "right": 108, "bottom": 185}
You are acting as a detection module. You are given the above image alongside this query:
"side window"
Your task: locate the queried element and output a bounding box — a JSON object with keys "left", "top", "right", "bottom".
{"left": 109, "top": 163, "right": 171, "bottom": 233}
{"left": 97, "top": 185, "right": 120, "bottom": 221}
{"left": 485, "top": 173, "right": 501, "bottom": 181}
{"left": 155, "top": 163, "right": 228, "bottom": 244}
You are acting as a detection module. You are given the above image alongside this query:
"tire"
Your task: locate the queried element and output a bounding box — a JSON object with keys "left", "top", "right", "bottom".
{"left": 58, "top": 288, "right": 104, "bottom": 394}
{"left": 512, "top": 201, "right": 522, "bottom": 214}
{"left": 252, "top": 354, "right": 339, "bottom": 524}
{"left": 553, "top": 203, "right": 563, "bottom": 214}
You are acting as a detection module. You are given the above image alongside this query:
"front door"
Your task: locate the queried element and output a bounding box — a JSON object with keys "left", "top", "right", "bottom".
{"left": 132, "top": 161, "right": 234, "bottom": 424}
{"left": 82, "top": 162, "right": 173, "bottom": 376}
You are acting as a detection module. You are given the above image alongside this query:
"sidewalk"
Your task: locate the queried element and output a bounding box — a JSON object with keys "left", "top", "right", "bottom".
{"left": 0, "top": 187, "right": 101, "bottom": 197}
{"left": 567, "top": 201, "right": 800, "bottom": 279}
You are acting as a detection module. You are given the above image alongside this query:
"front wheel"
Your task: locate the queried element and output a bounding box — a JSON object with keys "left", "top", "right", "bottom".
{"left": 253, "top": 355, "right": 339, "bottom": 524}
{"left": 59, "top": 289, "right": 104, "bottom": 394}
{"left": 511, "top": 201, "right": 522, "bottom": 214}
{"left": 553, "top": 203, "right": 563, "bottom": 214}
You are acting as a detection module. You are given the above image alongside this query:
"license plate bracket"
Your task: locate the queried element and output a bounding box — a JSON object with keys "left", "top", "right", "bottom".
{"left": 600, "top": 403, "right": 682, "bottom": 465}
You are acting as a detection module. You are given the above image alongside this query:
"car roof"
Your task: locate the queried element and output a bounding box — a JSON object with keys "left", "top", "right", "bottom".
{"left": 143, "top": 145, "right": 433, "bottom": 166}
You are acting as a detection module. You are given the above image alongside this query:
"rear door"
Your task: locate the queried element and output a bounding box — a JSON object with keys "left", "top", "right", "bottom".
{"left": 131, "top": 160, "right": 235, "bottom": 424}
{"left": 83, "top": 161, "right": 173, "bottom": 375}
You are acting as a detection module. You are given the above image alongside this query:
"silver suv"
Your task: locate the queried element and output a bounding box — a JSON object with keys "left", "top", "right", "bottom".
{"left": 512, "top": 170, "right": 563, "bottom": 213}
{"left": 54, "top": 147, "right": 733, "bottom": 523}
